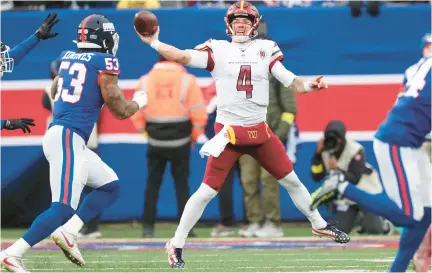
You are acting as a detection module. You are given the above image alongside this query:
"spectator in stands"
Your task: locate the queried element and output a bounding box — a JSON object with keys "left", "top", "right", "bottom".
{"left": 131, "top": 55, "right": 207, "bottom": 238}
{"left": 311, "top": 120, "right": 394, "bottom": 235}
{"left": 117, "top": 0, "right": 160, "bottom": 9}
{"left": 10, "top": 1, "right": 116, "bottom": 10}
{"left": 237, "top": 19, "right": 297, "bottom": 238}
{"left": 41, "top": 59, "right": 103, "bottom": 239}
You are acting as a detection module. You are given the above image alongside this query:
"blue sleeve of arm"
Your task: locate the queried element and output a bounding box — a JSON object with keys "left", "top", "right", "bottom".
{"left": 1, "top": 120, "right": 5, "bottom": 130}
{"left": 9, "top": 34, "right": 40, "bottom": 66}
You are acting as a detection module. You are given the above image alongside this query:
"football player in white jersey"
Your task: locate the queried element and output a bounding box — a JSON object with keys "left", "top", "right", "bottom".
{"left": 136, "top": 1, "right": 350, "bottom": 268}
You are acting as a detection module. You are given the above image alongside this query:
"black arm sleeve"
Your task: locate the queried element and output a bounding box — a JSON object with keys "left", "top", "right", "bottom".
{"left": 311, "top": 152, "right": 327, "bottom": 182}
{"left": 342, "top": 150, "right": 373, "bottom": 185}
{"left": 42, "top": 91, "right": 52, "bottom": 111}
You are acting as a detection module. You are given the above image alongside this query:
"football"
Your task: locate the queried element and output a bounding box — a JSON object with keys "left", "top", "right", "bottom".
{"left": 134, "top": 10, "right": 158, "bottom": 37}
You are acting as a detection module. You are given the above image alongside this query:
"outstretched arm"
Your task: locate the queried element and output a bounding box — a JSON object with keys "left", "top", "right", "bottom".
{"left": 99, "top": 73, "right": 147, "bottom": 120}
{"left": 271, "top": 61, "right": 328, "bottom": 93}
{"left": 9, "top": 13, "right": 60, "bottom": 66}
{"left": 9, "top": 34, "right": 40, "bottom": 66}
{"left": 135, "top": 27, "right": 192, "bottom": 65}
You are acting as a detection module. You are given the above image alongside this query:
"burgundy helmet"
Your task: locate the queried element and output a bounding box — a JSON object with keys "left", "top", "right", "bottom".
{"left": 224, "top": 1, "right": 261, "bottom": 39}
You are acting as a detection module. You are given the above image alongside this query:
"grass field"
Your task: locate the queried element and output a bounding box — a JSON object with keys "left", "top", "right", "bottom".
{"left": 1, "top": 223, "right": 409, "bottom": 272}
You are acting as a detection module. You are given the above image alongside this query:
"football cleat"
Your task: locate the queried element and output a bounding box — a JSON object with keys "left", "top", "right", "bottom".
{"left": 165, "top": 240, "right": 185, "bottom": 269}
{"left": 312, "top": 222, "right": 351, "bottom": 244}
{"left": 51, "top": 227, "right": 86, "bottom": 266}
{"left": 0, "top": 251, "right": 30, "bottom": 272}
{"left": 310, "top": 170, "right": 345, "bottom": 210}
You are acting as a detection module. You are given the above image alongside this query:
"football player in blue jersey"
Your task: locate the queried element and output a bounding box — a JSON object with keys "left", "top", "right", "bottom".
{"left": 0, "top": 14, "right": 148, "bottom": 272}
{"left": 1, "top": 13, "right": 60, "bottom": 133}
{"left": 311, "top": 33, "right": 431, "bottom": 272}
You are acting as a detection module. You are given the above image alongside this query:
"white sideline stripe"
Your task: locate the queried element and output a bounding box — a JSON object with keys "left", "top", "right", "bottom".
{"left": 22, "top": 266, "right": 390, "bottom": 271}
{"left": 23, "top": 258, "right": 394, "bottom": 264}
{"left": 0, "top": 74, "right": 403, "bottom": 90}
{"left": 0, "top": 131, "right": 376, "bottom": 146}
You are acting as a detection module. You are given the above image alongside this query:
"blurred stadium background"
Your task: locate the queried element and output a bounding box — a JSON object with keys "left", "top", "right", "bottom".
{"left": 1, "top": 0, "right": 431, "bottom": 272}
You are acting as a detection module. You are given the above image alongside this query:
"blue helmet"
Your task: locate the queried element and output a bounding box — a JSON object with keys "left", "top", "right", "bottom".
{"left": 76, "top": 14, "right": 119, "bottom": 56}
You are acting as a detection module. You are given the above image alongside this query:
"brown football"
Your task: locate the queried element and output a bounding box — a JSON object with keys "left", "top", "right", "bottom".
{"left": 134, "top": 10, "right": 158, "bottom": 37}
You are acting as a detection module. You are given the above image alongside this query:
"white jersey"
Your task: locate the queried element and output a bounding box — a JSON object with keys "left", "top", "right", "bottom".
{"left": 194, "top": 39, "right": 284, "bottom": 126}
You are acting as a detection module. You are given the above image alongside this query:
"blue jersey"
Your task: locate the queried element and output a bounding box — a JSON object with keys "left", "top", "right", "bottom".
{"left": 50, "top": 50, "right": 120, "bottom": 143}
{"left": 375, "top": 56, "right": 431, "bottom": 147}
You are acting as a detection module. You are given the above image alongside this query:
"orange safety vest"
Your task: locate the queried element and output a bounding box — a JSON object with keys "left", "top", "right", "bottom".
{"left": 131, "top": 61, "right": 207, "bottom": 147}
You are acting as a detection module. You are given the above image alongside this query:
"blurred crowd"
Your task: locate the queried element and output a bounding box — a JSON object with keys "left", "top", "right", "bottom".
{"left": 1, "top": 0, "right": 428, "bottom": 11}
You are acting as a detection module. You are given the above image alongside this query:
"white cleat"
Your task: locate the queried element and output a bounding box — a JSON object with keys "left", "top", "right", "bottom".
{"left": 51, "top": 227, "right": 86, "bottom": 266}
{"left": 0, "top": 251, "right": 30, "bottom": 272}
{"left": 165, "top": 240, "right": 185, "bottom": 269}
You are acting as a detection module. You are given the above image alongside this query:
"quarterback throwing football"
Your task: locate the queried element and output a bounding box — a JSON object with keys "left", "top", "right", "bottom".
{"left": 136, "top": 1, "right": 350, "bottom": 269}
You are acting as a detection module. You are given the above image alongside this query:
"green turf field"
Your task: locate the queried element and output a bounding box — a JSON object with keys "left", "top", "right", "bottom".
{"left": 1, "top": 223, "right": 410, "bottom": 272}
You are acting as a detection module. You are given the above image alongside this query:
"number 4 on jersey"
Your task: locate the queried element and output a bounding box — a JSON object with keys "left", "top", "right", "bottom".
{"left": 237, "top": 65, "right": 253, "bottom": 99}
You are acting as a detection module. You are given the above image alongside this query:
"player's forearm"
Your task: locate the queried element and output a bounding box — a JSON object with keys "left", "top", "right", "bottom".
{"left": 288, "top": 77, "right": 311, "bottom": 93}
{"left": 9, "top": 34, "right": 40, "bottom": 66}
{"left": 50, "top": 76, "right": 59, "bottom": 99}
{"left": 271, "top": 62, "right": 312, "bottom": 94}
{"left": 105, "top": 84, "right": 139, "bottom": 119}
{"left": 151, "top": 41, "right": 191, "bottom": 65}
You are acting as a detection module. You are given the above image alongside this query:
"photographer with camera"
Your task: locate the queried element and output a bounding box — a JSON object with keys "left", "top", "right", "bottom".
{"left": 311, "top": 120, "right": 393, "bottom": 235}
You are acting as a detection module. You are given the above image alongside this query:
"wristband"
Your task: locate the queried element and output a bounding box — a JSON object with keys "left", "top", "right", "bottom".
{"left": 150, "top": 40, "right": 161, "bottom": 51}
{"left": 303, "top": 81, "right": 312, "bottom": 92}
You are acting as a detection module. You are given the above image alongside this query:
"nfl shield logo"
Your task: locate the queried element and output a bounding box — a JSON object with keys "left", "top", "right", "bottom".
{"left": 258, "top": 49, "right": 267, "bottom": 59}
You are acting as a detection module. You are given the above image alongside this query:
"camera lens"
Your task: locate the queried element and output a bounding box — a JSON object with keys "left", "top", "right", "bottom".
{"left": 324, "top": 135, "right": 338, "bottom": 150}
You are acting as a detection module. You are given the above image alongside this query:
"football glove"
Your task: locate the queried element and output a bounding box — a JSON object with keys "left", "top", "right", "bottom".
{"left": 35, "top": 13, "right": 60, "bottom": 40}
{"left": 3, "top": 118, "right": 35, "bottom": 133}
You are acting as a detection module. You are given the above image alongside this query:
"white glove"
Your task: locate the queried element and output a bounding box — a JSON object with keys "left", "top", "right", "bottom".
{"left": 132, "top": 90, "right": 148, "bottom": 108}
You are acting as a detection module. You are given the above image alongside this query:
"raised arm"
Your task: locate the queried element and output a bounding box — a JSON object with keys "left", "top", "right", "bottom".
{"left": 99, "top": 73, "right": 147, "bottom": 120}
{"left": 135, "top": 27, "right": 191, "bottom": 65}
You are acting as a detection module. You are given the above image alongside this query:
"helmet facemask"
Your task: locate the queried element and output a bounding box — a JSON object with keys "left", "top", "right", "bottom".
{"left": 225, "top": 1, "right": 261, "bottom": 43}
{"left": 0, "top": 43, "right": 14, "bottom": 76}
{"left": 230, "top": 16, "right": 255, "bottom": 43}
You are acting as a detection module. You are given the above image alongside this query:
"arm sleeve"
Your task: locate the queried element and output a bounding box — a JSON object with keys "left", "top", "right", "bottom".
{"left": 186, "top": 75, "right": 208, "bottom": 141}
{"left": 186, "top": 39, "right": 214, "bottom": 71}
{"left": 311, "top": 152, "right": 327, "bottom": 182}
{"left": 271, "top": 61, "right": 297, "bottom": 88}
{"left": 186, "top": 50, "right": 209, "bottom": 69}
{"left": 269, "top": 42, "right": 284, "bottom": 71}
{"left": 9, "top": 34, "right": 40, "bottom": 66}
{"left": 342, "top": 150, "right": 373, "bottom": 185}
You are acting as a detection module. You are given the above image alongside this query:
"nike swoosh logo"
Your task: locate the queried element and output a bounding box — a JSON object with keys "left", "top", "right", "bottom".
{"left": 61, "top": 231, "right": 75, "bottom": 248}
{"left": 3, "top": 258, "right": 19, "bottom": 268}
